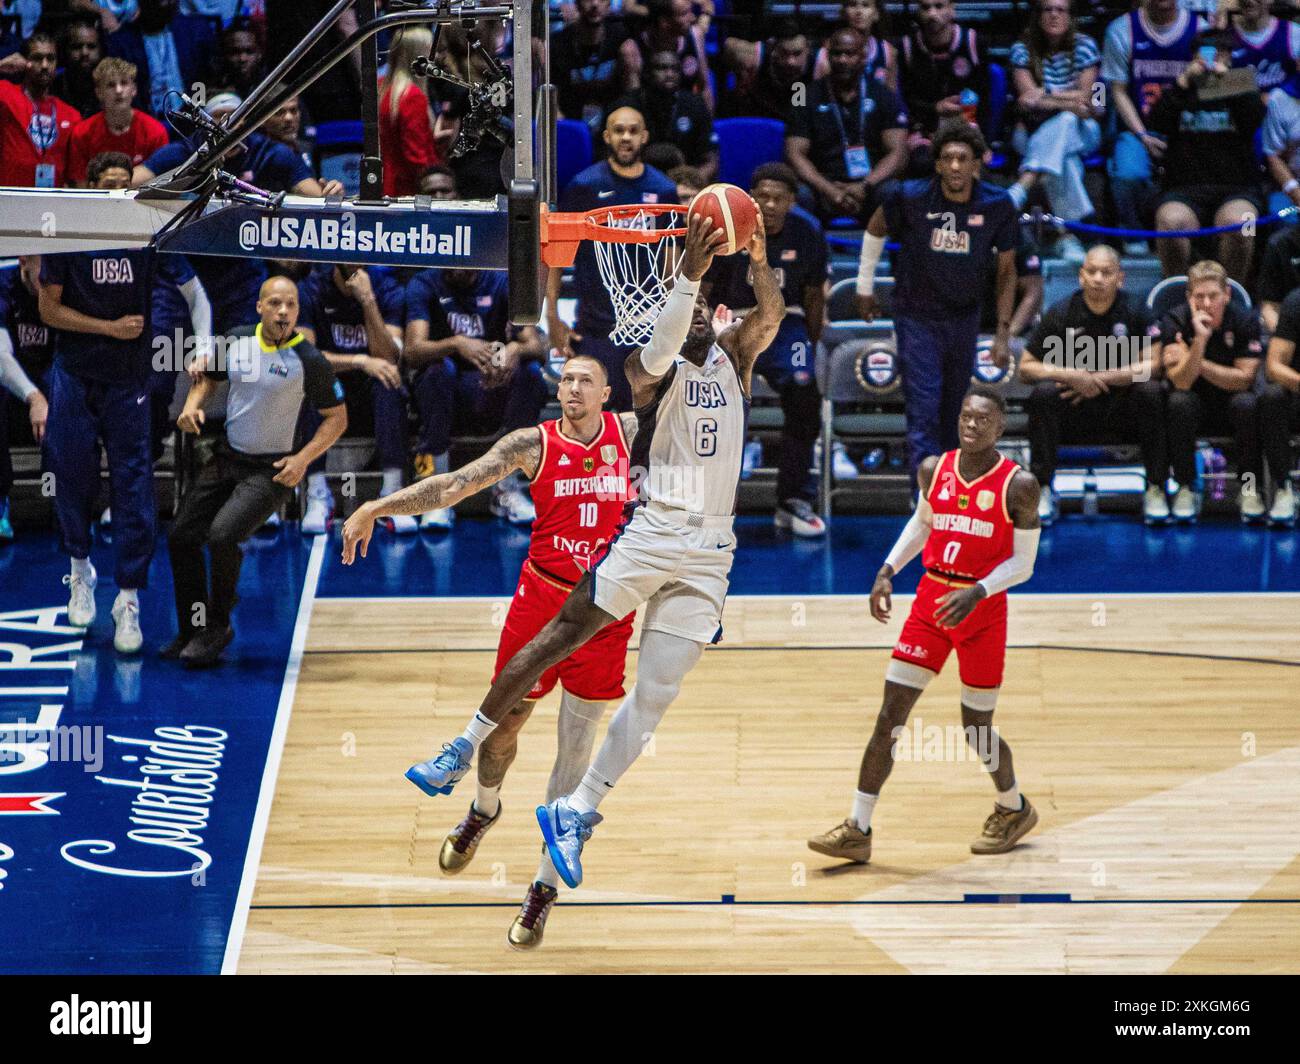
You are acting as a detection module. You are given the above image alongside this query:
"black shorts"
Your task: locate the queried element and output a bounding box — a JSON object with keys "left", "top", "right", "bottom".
{"left": 1158, "top": 185, "right": 1264, "bottom": 226}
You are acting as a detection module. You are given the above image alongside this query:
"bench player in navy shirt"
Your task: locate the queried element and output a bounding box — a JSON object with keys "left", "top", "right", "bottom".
{"left": 405, "top": 267, "right": 548, "bottom": 530}
{"left": 856, "top": 121, "right": 1018, "bottom": 473}
{"left": 0, "top": 256, "right": 53, "bottom": 543}
{"left": 703, "top": 163, "right": 830, "bottom": 537}
{"left": 40, "top": 156, "right": 195, "bottom": 654}
{"left": 132, "top": 93, "right": 342, "bottom": 336}
{"left": 546, "top": 103, "right": 678, "bottom": 411}
{"left": 295, "top": 264, "right": 408, "bottom": 535}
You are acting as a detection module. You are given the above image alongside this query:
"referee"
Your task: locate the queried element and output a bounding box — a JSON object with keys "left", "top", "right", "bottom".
{"left": 856, "top": 120, "right": 1019, "bottom": 473}
{"left": 167, "top": 276, "right": 346, "bottom": 668}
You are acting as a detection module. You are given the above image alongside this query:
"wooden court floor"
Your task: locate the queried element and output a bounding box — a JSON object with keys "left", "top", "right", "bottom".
{"left": 238, "top": 593, "right": 1300, "bottom": 974}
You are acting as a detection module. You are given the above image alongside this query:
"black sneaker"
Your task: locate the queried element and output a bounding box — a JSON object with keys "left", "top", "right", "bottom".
{"left": 159, "top": 631, "right": 196, "bottom": 660}
{"left": 774, "top": 498, "right": 827, "bottom": 538}
{"left": 180, "top": 625, "right": 234, "bottom": 669}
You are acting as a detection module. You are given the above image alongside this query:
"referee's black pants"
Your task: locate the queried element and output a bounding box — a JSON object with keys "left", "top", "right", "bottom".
{"left": 169, "top": 440, "right": 292, "bottom": 639}
{"left": 1166, "top": 384, "right": 1261, "bottom": 488}
{"left": 1026, "top": 379, "right": 1167, "bottom": 487}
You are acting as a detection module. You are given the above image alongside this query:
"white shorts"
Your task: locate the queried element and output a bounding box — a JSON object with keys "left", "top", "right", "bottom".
{"left": 591, "top": 503, "right": 737, "bottom": 644}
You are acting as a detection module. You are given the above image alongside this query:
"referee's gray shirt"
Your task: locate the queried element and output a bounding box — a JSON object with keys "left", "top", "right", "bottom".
{"left": 208, "top": 325, "right": 343, "bottom": 457}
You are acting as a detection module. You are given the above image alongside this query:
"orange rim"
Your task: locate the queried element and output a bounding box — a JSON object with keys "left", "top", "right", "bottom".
{"left": 539, "top": 203, "right": 686, "bottom": 267}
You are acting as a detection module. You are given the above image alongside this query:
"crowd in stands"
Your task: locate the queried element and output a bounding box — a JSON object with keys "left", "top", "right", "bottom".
{"left": 2, "top": 0, "right": 1300, "bottom": 656}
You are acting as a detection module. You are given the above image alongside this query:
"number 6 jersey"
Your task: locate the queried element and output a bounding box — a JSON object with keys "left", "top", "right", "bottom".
{"left": 922, "top": 449, "right": 1018, "bottom": 583}
{"left": 631, "top": 344, "right": 748, "bottom": 518}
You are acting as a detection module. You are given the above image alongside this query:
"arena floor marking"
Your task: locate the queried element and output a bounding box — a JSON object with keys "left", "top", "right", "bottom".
{"left": 221, "top": 535, "right": 326, "bottom": 975}
{"left": 240, "top": 592, "right": 1300, "bottom": 973}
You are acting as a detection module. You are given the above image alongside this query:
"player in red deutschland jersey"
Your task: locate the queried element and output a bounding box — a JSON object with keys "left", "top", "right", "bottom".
{"left": 808, "top": 385, "right": 1042, "bottom": 864}
{"left": 341, "top": 354, "right": 636, "bottom": 948}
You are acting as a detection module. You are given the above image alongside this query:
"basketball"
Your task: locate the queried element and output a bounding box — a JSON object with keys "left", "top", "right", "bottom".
{"left": 687, "top": 183, "right": 759, "bottom": 255}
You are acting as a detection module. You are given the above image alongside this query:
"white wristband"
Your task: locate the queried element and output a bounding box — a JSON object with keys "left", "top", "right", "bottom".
{"left": 856, "top": 232, "right": 886, "bottom": 296}
{"left": 1284, "top": 178, "right": 1299, "bottom": 195}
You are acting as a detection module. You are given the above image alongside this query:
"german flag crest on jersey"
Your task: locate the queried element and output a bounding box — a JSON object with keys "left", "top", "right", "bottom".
{"left": 958, "top": 494, "right": 970, "bottom": 510}
{"left": 583, "top": 456, "right": 595, "bottom": 472}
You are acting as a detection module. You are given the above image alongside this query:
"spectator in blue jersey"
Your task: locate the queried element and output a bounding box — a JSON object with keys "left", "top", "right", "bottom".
{"left": 38, "top": 155, "right": 195, "bottom": 654}
{"left": 896, "top": 0, "right": 990, "bottom": 175}
{"left": 720, "top": 19, "right": 815, "bottom": 124}
{"left": 294, "top": 264, "right": 408, "bottom": 536}
{"left": 132, "top": 93, "right": 343, "bottom": 335}
{"left": 702, "top": 163, "right": 829, "bottom": 538}
{"left": 550, "top": 0, "right": 631, "bottom": 134}
{"left": 170, "top": 276, "right": 347, "bottom": 667}
{"left": 1006, "top": 0, "right": 1102, "bottom": 264}
{"left": 547, "top": 102, "right": 678, "bottom": 411}
{"left": 855, "top": 120, "right": 1019, "bottom": 473}
{"left": 812, "top": 0, "right": 898, "bottom": 91}
{"left": 106, "top": 0, "right": 217, "bottom": 120}
{"left": 1147, "top": 43, "right": 1265, "bottom": 282}
{"left": 1101, "top": 0, "right": 1203, "bottom": 257}
{"left": 0, "top": 256, "right": 52, "bottom": 543}
{"left": 1260, "top": 74, "right": 1300, "bottom": 228}
{"left": 404, "top": 268, "right": 548, "bottom": 530}
{"left": 618, "top": 0, "right": 713, "bottom": 113}
{"left": 1228, "top": 0, "right": 1300, "bottom": 94}
{"left": 785, "top": 25, "right": 910, "bottom": 225}
{"left": 612, "top": 48, "right": 718, "bottom": 182}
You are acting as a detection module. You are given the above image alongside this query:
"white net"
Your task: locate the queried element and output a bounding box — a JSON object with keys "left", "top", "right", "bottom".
{"left": 591, "top": 207, "right": 685, "bottom": 347}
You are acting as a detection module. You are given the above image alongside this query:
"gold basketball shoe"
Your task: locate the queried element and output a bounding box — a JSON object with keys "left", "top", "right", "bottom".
{"left": 508, "top": 881, "right": 559, "bottom": 950}
{"left": 438, "top": 802, "right": 502, "bottom": 874}
{"left": 807, "top": 820, "right": 872, "bottom": 863}
{"left": 970, "top": 796, "right": 1038, "bottom": 854}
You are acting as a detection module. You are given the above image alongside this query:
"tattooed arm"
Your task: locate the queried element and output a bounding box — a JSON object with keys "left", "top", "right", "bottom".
{"left": 619, "top": 411, "right": 639, "bottom": 442}
{"left": 341, "top": 428, "right": 541, "bottom": 563}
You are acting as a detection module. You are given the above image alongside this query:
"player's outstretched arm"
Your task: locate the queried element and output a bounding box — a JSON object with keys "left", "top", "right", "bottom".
{"left": 870, "top": 455, "right": 939, "bottom": 623}
{"left": 341, "top": 428, "right": 542, "bottom": 563}
{"left": 719, "top": 207, "right": 785, "bottom": 394}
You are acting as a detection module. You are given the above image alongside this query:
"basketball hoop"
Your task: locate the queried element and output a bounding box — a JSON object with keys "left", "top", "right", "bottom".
{"left": 540, "top": 203, "right": 688, "bottom": 347}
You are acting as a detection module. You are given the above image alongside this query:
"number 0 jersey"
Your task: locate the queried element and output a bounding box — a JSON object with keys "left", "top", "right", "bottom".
{"left": 528, "top": 411, "right": 634, "bottom": 583}
{"left": 922, "top": 449, "right": 1018, "bottom": 583}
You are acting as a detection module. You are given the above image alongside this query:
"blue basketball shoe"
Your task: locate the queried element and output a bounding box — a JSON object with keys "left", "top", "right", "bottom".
{"left": 405, "top": 737, "right": 473, "bottom": 796}
{"left": 536, "top": 798, "right": 603, "bottom": 889}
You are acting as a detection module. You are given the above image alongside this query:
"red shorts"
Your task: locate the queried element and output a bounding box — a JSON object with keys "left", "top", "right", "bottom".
{"left": 891, "top": 574, "right": 1008, "bottom": 690}
{"left": 492, "top": 561, "right": 635, "bottom": 702}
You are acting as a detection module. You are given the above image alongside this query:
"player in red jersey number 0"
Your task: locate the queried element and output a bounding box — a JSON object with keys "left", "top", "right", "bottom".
{"left": 809, "top": 384, "right": 1043, "bottom": 864}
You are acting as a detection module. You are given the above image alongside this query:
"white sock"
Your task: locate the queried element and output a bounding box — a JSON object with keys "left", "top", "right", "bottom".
{"left": 71, "top": 557, "right": 95, "bottom": 582}
{"left": 473, "top": 780, "right": 501, "bottom": 818}
{"left": 458, "top": 711, "right": 498, "bottom": 755}
{"left": 380, "top": 468, "right": 403, "bottom": 496}
{"left": 307, "top": 472, "right": 330, "bottom": 497}
{"left": 996, "top": 783, "right": 1023, "bottom": 811}
{"left": 114, "top": 588, "right": 138, "bottom": 609}
{"left": 547, "top": 693, "right": 605, "bottom": 803}
{"left": 535, "top": 848, "right": 560, "bottom": 889}
{"left": 568, "top": 765, "right": 615, "bottom": 815}
{"left": 851, "top": 790, "right": 878, "bottom": 832}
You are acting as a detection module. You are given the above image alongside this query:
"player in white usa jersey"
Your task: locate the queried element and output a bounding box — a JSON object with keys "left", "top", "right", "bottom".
{"left": 404, "top": 209, "right": 786, "bottom": 899}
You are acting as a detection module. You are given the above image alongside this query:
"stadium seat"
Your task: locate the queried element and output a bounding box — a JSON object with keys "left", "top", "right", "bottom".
{"left": 556, "top": 118, "right": 594, "bottom": 196}
{"left": 827, "top": 276, "right": 893, "bottom": 321}
{"left": 714, "top": 117, "right": 785, "bottom": 191}
{"left": 1146, "top": 275, "right": 1252, "bottom": 320}
{"left": 314, "top": 120, "right": 364, "bottom": 150}
{"left": 814, "top": 322, "right": 911, "bottom": 517}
